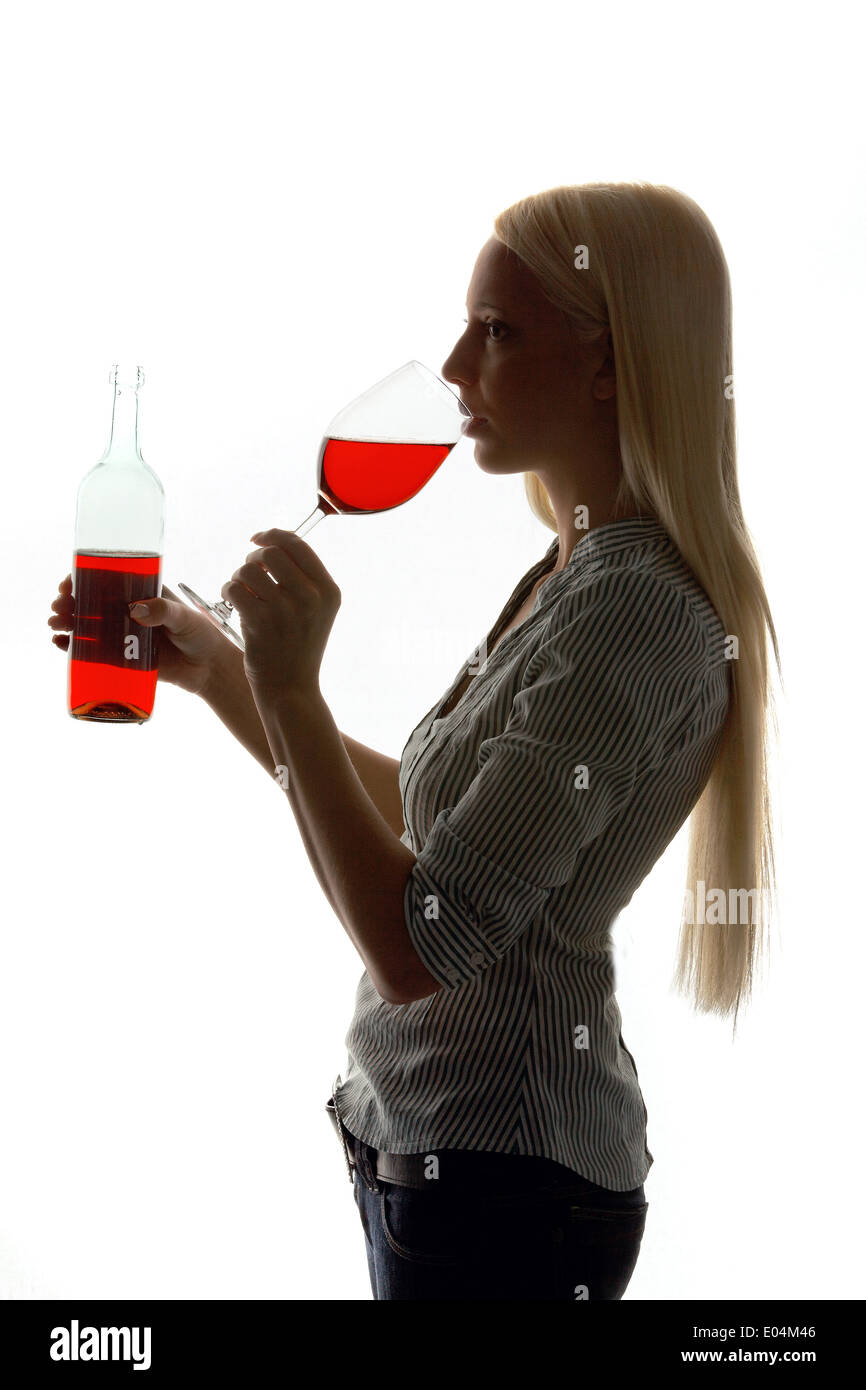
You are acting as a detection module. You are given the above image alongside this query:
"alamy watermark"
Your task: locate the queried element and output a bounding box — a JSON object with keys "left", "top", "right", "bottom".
{"left": 682, "top": 881, "right": 769, "bottom": 924}
{"left": 50, "top": 1320, "right": 151, "bottom": 1371}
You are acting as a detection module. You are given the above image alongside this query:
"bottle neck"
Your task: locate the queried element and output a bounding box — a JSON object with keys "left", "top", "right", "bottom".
{"left": 102, "top": 381, "right": 143, "bottom": 464}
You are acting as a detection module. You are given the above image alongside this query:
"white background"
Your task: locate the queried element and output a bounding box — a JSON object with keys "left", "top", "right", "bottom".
{"left": 2, "top": 0, "right": 863, "bottom": 1300}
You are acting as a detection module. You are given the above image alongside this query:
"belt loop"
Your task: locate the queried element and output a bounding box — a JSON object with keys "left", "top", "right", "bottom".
{"left": 330, "top": 1079, "right": 356, "bottom": 1187}
{"left": 330, "top": 1077, "right": 381, "bottom": 1193}
{"left": 358, "top": 1140, "right": 381, "bottom": 1195}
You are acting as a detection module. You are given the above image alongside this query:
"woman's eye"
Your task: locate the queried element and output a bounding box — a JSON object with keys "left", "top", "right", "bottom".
{"left": 462, "top": 317, "right": 507, "bottom": 341}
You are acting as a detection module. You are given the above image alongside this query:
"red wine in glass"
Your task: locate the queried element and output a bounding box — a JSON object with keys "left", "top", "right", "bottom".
{"left": 317, "top": 436, "right": 454, "bottom": 515}
{"left": 178, "top": 361, "right": 472, "bottom": 651}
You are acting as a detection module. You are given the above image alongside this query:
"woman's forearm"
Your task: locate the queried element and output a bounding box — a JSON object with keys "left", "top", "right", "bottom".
{"left": 201, "top": 644, "right": 344, "bottom": 919}
{"left": 200, "top": 643, "right": 275, "bottom": 774}
{"left": 200, "top": 647, "right": 406, "bottom": 837}
{"left": 253, "top": 686, "right": 436, "bottom": 1004}
{"left": 339, "top": 734, "right": 405, "bottom": 839}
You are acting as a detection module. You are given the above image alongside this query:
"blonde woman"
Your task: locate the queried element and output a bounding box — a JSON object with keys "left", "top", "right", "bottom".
{"left": 49, "top": 182, "right": 779, "bottom": 1301}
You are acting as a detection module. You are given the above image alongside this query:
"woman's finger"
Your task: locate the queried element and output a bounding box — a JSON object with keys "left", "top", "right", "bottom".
{"left": 250, "top": 530, "right": 339, "bottom": 595}
{"left": 246, "top": 545, "right": 317, "bottom": 598}
{"left": 221, "top": 568, "right": 270, "bottom": 607}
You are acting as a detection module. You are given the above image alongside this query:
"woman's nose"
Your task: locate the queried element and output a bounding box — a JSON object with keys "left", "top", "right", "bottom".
{"left": 441, "top": 344, "right": 472, "bottom": 388}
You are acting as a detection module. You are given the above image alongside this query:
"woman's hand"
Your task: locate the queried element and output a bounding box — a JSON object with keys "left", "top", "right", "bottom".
{"left": 47, "top": 574, "right": 241, "bottom": 700}
{"left": 223, "top": 528, "right": 341, "bottom": 703}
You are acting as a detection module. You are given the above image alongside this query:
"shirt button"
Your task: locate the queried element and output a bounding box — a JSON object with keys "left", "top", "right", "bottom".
{"left": 469, "top": 951, "right": 485, "bottom": 966}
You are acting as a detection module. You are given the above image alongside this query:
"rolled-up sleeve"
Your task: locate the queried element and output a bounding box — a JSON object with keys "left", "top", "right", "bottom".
{"left": 403, "top": 568, "right": 713, "bottom": 989}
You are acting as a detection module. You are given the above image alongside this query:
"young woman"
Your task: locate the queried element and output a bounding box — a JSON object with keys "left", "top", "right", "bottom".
{"left": 49, "top": 182, "right": 779, "bottom": 1301}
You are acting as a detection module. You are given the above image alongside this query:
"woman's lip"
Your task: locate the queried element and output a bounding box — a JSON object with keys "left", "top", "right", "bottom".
{"left": 463, "top": 416, "right": 489, "bottom": 435}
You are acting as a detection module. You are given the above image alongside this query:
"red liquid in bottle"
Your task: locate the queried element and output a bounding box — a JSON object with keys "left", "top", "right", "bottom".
{"left": 68, "top": 551, "right": 162, "bottom": 723}
{"left": 317, "top": 438, "right": 453, "bottom": 515}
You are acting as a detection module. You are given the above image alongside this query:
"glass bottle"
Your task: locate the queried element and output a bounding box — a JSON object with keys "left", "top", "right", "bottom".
{"left": 68, "top": 364, "right": 165, "bottom": 723}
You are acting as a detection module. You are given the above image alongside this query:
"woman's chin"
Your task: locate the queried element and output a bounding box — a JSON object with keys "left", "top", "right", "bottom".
{"left": 472, "top": 438, "right": 522, "bottom": 476}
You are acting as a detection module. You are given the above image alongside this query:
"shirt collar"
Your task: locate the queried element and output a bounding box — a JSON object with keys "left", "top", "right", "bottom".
{"left": 542, "top": 515, "right": 672, "bottom": 574}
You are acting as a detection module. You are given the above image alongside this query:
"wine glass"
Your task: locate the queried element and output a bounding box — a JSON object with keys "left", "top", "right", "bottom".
{"left": 178, "top": 360, "right": 472, "bottom": 651}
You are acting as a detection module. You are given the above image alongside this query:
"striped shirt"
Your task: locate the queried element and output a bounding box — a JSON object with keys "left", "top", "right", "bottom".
{"left": 333, "top": 516, "right": 732, "bottom": 1189}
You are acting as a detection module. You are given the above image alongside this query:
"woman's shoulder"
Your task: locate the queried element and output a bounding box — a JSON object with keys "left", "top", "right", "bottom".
{"left": 535, "top": 545, "right": 727, "bottom": 674}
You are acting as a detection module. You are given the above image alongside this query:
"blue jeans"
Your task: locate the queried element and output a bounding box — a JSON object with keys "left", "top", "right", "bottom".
{"left": 348, "top": 1132, "right": 649, "bottom": 1301}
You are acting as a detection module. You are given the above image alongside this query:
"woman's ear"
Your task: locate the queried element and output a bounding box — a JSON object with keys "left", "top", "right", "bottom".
{"left": 593, "top": 328, "right": 617, "bottom": 402}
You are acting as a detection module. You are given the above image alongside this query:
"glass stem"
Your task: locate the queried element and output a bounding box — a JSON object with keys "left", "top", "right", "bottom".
{"left": 293, "top": 504, "right": 329, "bottom": 538}
{"left": 211, "top": 504, "right": 329, "bottom": 619}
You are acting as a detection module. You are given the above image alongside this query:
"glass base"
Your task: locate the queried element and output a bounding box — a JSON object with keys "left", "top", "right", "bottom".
{"left": 177, "top": 582, "right": 246, "bottom": 652}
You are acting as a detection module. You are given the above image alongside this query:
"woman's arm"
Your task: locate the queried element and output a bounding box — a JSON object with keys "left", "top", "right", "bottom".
{"left": 339, "top": 733, "right": 406, "bottom": 840}
{"left": 201, "top": 643, "right": 406, "bottom": 838}
{"left": 254, "top": 686, "right": 440, "bottom": 1005}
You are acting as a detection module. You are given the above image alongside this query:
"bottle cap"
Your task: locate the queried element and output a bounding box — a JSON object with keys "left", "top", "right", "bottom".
{"left": 110, "top": 364, "right": 145, "bottom": 390}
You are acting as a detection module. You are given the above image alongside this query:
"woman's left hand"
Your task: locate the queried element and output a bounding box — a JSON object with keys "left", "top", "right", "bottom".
{"left": 222, "top": 527, "right": 341, "bottom": 703}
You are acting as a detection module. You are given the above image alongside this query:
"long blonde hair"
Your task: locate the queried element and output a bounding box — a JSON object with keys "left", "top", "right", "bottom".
{"left": 493, "top": 182, "right": 781, "bottom": 1026}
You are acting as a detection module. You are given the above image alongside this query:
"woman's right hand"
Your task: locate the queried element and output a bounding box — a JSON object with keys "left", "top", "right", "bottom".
{"left": 48, "top": 574, "right": 240, "bottom": 699}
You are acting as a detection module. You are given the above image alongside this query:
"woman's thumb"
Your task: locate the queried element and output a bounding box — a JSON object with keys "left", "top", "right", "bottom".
{"left": 128, "top": 590, "right": 180, "bottom": 627}
{"left": 129, "top": 600, "right": 154, "bottom": 621}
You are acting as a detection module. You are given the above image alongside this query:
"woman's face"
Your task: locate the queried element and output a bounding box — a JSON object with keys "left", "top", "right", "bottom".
{"left": 441, "top": 236, "right": 616, "bottom": 479}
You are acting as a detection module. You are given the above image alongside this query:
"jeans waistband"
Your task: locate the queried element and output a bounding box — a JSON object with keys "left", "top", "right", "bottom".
{"left": 344, "top": 1128, "right": 645, "bottom": 1203}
